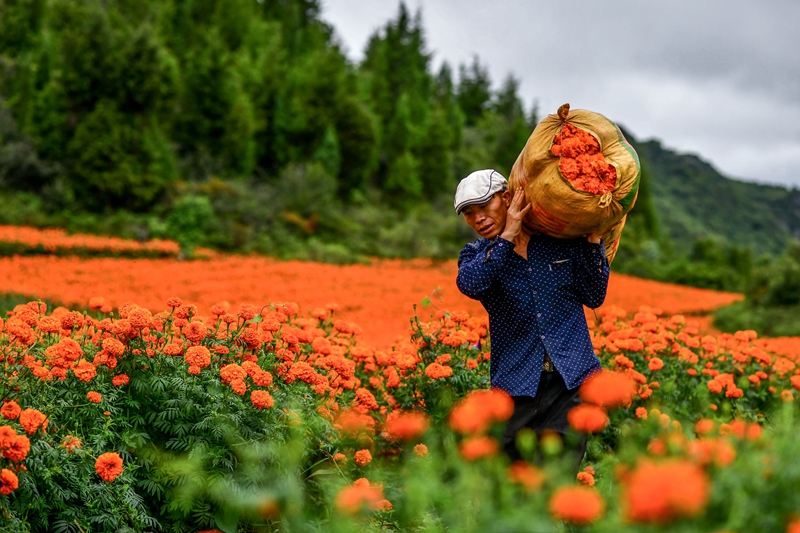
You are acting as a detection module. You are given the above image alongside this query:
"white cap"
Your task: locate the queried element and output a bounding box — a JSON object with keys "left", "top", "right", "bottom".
{"left": 454, "top": 169, "right": 508, "bottom": 214}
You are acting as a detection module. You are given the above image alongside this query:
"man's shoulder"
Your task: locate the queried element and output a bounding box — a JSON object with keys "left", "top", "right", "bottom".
{"left": 460, "top": 237, "right": 490, "bottom": 254}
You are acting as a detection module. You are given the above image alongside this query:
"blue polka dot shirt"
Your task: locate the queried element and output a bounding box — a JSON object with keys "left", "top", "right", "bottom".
{"left": 456, "top": 233, "right": 609, "bottom": 397}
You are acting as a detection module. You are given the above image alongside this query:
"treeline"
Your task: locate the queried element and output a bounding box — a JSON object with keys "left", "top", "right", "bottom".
{"left": 0, "top": 0, "right": 535, "bottom": 252}
{"left": 0, "top": 0, "right": 546, "bottom": 261}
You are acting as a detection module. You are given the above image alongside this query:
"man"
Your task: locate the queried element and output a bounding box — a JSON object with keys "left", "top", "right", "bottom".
{"left": 454, "top": 168, "right": 609, "bottom": 468}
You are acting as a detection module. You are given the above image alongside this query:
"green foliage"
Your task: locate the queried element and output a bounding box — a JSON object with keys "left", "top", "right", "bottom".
{"left": 714, "top": 241, "right": 800, "bottom": 336}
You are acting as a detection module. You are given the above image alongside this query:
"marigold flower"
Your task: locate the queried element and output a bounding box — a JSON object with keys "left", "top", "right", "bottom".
{"left": 375, "top": 499, "right": 392, "bottom": 511}
{"left": 577, "top": 471, "right": 595, "bottom": 486}
{"left": 567, "top": 404, "right": 609, "bottom": 433}
{"left": 163, "top": 343, "right": 183, "bottom": 356}
{"left": 95, "top": 452, "right": 124, "bottom": 482}
{"left": 73, "top": 359, "right": 97, "bottom": 382}
{"left": 229, "top": 378, "right": 247, "bottom": 395}
{"left": 0, "top": 468, "right": 19, "bottom": 495}
{"left": 622, "top": 458, "right": 710, "bottom": 523}
{"left": 354, "top": 449, "right": 372, "bottom": 466}
{"left": 424, "top": 362, "right": 453, "bottom": 380}
{"left": 185, "top": 346, "right": 211, "bottom": 369}
{"left": 102, "top": 337, "right": 125, "bottom": 357}
{"left": 354, "top": 388, "right": 379, "bottom": 412}
{"left": 166, "top": 297, "right": 183, "bottom": 308}
{"left": 413, "top": 444, "right": 428, "bottom": 457}
{"left": 62, "top": 435, "right": 82, "bottom": 452}
{"left": 333, "top": 452, "right": 347, "bottom": 465}
{"left": 335, "top": 483, "right": 384, "bottom": 515}
{"left": 694, "top": 418, "right": 715, "bottom": 436}
{"left": 648, "top": 357, "right": 664, "bottom": 371}
{"left": 250, "top": 390, "right": 274, "bottom": 409}
{"left": 459, "top": 436, "right": 499, "bottom": 461}
{"left": 1, "top": 401, "right": 21, "bottom": 420}
{"left": 548, "top": 485, "right": 605, "bottom": 525}
{"left": 384, "top": 411, "right": 429, "bottom": 442}
{"left": 579, "top": 370, "right": 637, "bottom": 409}
{"left": 183, "top": 321, "right": 207, "bottom": 343}
{"left": 112, "top": 374, "right": 130, "bottom": 387}
{"left": 220, "top": 363, "right": 247, "bottom": 384}
{"left": 2, "top": 434, "right": 30, "bottom": 462}
{"left": 18, "top": 408, "right": 48, "bottom": 435}
{"left": 635, "top": 407, "right": 648, "bottom": 419}
{"left": 508, "top": 461, "right": 544, "bottom": 492}
{"left": 87, "top": 391, "right": 102, "bottom": 403}
{"left": 449, "top": 389, "right": 514, "bottom": 435}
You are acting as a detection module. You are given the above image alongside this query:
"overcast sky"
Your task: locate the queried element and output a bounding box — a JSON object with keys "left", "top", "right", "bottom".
{"left": 320, "top": 0, "right": 800, "bottom": 189}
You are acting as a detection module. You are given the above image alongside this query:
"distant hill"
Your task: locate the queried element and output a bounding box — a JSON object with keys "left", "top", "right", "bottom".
{"left": 628, "top": 135, "right": 800, "bottom": 256}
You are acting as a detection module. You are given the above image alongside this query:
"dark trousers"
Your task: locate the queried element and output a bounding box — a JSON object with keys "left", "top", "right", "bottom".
{"left": 501, "top": 371, "right": 587, "bottom": 473}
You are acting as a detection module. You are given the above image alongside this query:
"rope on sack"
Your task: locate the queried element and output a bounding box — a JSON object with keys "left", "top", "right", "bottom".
{"left": 598, "top": 191, "right": 613, "bottom": 208}
{"left": 557, "top": 103, "right": 570, "bottom": 122}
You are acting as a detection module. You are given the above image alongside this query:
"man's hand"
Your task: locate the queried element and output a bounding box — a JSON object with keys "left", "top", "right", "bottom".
{"left": 586, "top": 231, "right": 602, "bottom": 244}
{"left": 500, "top": 188, "right": 531, "bottom": 242}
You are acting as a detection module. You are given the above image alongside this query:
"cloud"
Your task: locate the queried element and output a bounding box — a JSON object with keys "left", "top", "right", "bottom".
{"left": 321, "top": 0, "right": 800, "bottom": 187}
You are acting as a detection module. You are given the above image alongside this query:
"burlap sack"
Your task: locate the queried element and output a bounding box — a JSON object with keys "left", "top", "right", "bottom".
{"left": 509, "top": 104, "right": 640, "bottom": 264}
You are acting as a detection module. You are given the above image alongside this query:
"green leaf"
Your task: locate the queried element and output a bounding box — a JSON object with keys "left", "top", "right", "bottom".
{"left": 420, "top": 297, "right": 431, "bottom": 307}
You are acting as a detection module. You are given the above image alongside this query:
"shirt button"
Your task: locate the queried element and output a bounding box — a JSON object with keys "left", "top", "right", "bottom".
{"left": 532, "top": 290, "right": 537, "bottom": 295}
{"left": 540, "top": 335, "right": 546, "bottom": 340}
{"left": 528, "top": 268, "right": 532, "bottom": 272}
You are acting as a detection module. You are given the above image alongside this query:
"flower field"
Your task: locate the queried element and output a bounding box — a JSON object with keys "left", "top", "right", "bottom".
{"left": 1, "top": 291, "right": 800, "bottom": 531}
{"left": 1, "top": 226, "right": 796, "bottom": 532}
{"left": 0, "top": 253, "right": 742, "bottom": 348}
{"left": 0, "top": 225, "right": 215, "bottom": 259}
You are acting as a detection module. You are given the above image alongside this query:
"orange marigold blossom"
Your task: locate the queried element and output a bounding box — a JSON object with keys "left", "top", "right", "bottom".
{"left": 413, "top": 444, "right": 428, "bottom": 457}
{"left": 2, "top": 434, "right": 30, "bottom": 462}
{"left": 335, "top": 482, "right": 384, "bottom": 515}
{"left": 18, "top": 408, "right": 48, "bottom": 435}
{"left": 185, "top": 345, "right": 211, "bottom": 369}
{"left": 548, "top": 485, "right": 605, "bottom": 525}
{"left": 384, "top": 411, "right": 429, "bottom": 442}
{"left": 577, "top": 471, "right": 595, "bottom": 486}
{"left": 62, "top": 436, "right": 82, "bottom": 452}
{"left": 87, "top": 391, "right": 102, "bottom": 403}
{"left": 250, "top": 390, "right": 274, "bottom": 409}
{"left": 112, "top": 374, "right": 130, "bottom": 387}
{"left": 622, "top": 458, "right": 710, "bottom": 524}
{"left": 579, "top": 369, "right": 637, "bottom": 409}
{"left": 1, "top": 401, "right": 21, "bottom": 420}
{"left": 508, "top": 461, "right": 544, "bottom": 492}
{"left": 424, "top": 362, "right": 453, "bottom": 380}
{"left": 448, "top": 388, "right": 514, "bottom": 435}
{"left": 95, "top": 452, "right": 124, "bottom": 482}
{"left": 354, "top": 449, "right": 372, "bottom": 466}
{"left": 459, "top": 436, "right": 499, "bottom": 461}
{"left": 0, "top": 468, "right": 19, "bottom": 495}
{"left": 567, "top": 404, "right": 609, "bottom": 433}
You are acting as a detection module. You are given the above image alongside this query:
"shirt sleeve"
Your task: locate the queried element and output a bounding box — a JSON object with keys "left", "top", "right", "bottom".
{"left": 456, "top": 238, "right": 516, "bottom": 300}
{"left": 572, "top": 239, "right": 610, "bottom": 309}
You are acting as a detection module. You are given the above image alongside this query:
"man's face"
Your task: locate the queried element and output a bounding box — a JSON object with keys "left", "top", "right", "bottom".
{"left": 461, "top": 191, "right": 510, "bottom": 239}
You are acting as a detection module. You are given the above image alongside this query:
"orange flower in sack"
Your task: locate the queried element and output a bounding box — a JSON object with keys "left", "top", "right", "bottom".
{"left": 579, "top": 370, "right": 637, "bottom": 409}
{"left": 548, "top": 485, "right": 605, "bottom": 525}
{"left": 550, "top": 122, "right": 617, "bottom": 195}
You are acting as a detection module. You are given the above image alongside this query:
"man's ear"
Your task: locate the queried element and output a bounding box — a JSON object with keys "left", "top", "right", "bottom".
{"left": 501, "top": 190, "right": 512, "bottom": 206}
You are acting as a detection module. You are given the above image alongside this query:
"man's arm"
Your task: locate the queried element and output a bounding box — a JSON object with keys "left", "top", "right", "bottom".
{"left": 456, "top": 239, "right": 515, "bottom": 300}
{"left": 572, "top": 238, "right": 610, "bottom": 309}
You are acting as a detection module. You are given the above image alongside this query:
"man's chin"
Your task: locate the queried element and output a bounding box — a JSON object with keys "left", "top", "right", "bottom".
{"left": 479, "top": 229, "right": 502, "bottom": 239}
